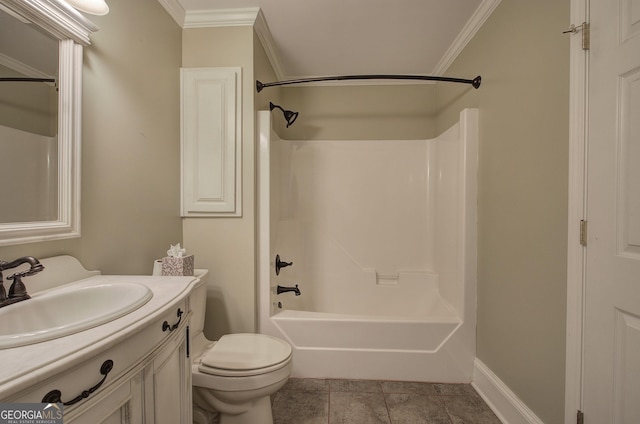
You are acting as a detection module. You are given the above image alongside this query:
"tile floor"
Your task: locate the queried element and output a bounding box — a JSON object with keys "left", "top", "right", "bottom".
{"left": 271, "top": 378, "right": 502, "bottom": 424}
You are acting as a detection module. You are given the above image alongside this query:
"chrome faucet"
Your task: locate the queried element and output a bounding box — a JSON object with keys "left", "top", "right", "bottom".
{"left": 0, "top": 256, "right": 44, "bottom": 307}
{"left": 276, "top": 284, "right": 301, "bottom": 296}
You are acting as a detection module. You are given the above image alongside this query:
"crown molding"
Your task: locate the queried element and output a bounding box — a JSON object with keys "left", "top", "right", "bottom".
{"left": 156, "top": 0, "right": 185, "bottom": 27}
{"left": 433, "top": 0, "right": 501, "bottom": 75}
{"left": 168, "top": 3, "right": 286, "bottom": 81}
{"left": 253, "top": 8, "right": 285, "bottom": 80}
{"left": 154, "top": 1, "right": 258, "bottom": 30}
{"left": 3, "top": 0, "right": 98, "bottom": 45}
{"left": 183, "top": 6, "right": 259, "bottom": 28}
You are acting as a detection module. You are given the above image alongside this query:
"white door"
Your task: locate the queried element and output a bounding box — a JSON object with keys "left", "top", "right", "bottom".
{"left": 583, "top": 0, "right": 640, "bottom": 422}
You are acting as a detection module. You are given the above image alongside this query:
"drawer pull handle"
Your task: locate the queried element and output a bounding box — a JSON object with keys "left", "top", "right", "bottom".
{"left": 162, "top": 308, "right": 183, "bottom": 332}
{"left": 41, "top": 360, "right": 114, "bottom": 406}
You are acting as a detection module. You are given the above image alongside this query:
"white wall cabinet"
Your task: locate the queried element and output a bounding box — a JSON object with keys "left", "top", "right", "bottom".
{"left": 181, "top": 67, "right": 242, "bottom": 217}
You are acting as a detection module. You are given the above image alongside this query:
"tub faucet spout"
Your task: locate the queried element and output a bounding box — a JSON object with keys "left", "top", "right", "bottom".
{"left": 277, "top": 284, "right": 301, "bottom": 296}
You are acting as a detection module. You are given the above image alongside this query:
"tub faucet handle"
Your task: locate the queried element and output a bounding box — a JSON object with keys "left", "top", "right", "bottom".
{"left": 275, "top": 254, "right": 293, "bottom": 275}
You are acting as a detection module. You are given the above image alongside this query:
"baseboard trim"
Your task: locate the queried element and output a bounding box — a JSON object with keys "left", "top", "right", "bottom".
{"left": 472, "top": 359, "right": 544, "bottom": 424}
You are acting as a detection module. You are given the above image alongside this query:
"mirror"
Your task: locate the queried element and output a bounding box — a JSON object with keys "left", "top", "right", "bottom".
{"left": 0, "top": 7, "right": 59, "bottom": 223}
{"left": 0, "top": 0, "right": 97, "bottom": 246}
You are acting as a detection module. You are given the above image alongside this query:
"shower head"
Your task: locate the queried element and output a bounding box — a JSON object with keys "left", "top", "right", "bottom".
{"left": 269, "top": 102, "right": 299, "bottom": 128}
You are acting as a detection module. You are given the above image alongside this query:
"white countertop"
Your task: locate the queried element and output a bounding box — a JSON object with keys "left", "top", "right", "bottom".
{"left": 0, "top": 273, "right": 202, "bottom": 399}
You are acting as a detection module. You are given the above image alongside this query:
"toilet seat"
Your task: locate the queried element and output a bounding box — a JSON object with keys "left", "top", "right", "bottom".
{"left": 198, "top": 333, "right": 292, "bottom": 377}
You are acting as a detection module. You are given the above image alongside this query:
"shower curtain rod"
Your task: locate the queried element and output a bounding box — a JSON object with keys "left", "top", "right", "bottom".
{"left": 256, "top": 74, "right": 481, "bottom": 92}
{"left": 0, "top": 77, "right": 56, "bottom": 83}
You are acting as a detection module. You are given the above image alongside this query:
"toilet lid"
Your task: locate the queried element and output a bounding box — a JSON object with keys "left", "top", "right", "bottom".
{"left": 200, "top": 333, "right": 292, "bottom": 372}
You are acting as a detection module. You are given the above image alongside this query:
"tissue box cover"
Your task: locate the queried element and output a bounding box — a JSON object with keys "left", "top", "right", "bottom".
{"left": 161, "top": 255, "right": 194, "bottom": 276}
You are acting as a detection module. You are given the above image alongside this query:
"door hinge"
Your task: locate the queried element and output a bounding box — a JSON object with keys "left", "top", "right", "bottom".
{"left": 577, "top": 409, "right": 584, "bottom": 424}
{"left": 580, "top": 220, "right": 588, "bottom": 246}
{"left": 563, "top": 22, "right": 590, "bottom": 50}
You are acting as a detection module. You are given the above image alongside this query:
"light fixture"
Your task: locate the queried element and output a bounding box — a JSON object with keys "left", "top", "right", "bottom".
{"left": 65, "top": 0, "right": 109, "bottom": 15}
{"left": 269, "top": 102, "right": 299, "bottom": 128}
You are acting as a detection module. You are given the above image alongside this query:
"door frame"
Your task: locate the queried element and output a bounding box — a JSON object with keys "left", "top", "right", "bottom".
{"left": 565, "top": 0, "right": 589, "bottom": 422}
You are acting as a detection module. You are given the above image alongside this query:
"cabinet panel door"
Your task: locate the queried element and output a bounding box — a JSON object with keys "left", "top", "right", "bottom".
{"left": 146, "top": 328, "right": 191, "bottom": 424}
{"left": 66, "top": 374, "right": 143, "bottom": 424}
{"left": 181, "top": 67, "right": 242, "bottom": 217}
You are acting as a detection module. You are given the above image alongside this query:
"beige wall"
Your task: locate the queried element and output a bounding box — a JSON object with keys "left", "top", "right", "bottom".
{"left": 182, "top": 26, "right": 258, "bottom": 339}
{"left": 435, "top": 1, "right": 569, "bottom": 422}
{"left": 254, "top": 32, "right": 282, "bottom": 124}
{"left": 279, "top": 84, "right": 437, "bottom": 140}
{"left": 179, "top": 27, "right": 281, "bottom": 340}
{"left": 0, "top": 0, "right": 183, "bottom": 274}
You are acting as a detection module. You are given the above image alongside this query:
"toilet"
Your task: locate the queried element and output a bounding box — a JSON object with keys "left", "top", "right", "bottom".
{"left": 190, "top": 273, "right": 292, "bottom": 424}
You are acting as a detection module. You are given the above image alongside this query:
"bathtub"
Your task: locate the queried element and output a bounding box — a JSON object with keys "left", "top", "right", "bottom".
{"left": 257, "top": 109, "right": 478, "bottom": 382}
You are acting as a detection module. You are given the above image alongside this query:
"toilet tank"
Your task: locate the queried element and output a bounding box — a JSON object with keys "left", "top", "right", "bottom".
{"left": 190, "top": 270, "right": 209, "bottom": 340}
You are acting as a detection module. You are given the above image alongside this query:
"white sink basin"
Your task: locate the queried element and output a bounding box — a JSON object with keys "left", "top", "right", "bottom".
{"left": 0, "top": 282, "right": 152, "bottom": 349}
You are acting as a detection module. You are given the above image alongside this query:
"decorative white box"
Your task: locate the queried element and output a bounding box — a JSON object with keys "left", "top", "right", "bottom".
{"left": 161, "top": 255, "right": 194, "bottom": 276}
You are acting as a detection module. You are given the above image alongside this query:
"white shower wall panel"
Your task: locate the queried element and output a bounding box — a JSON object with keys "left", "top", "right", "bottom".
{"left": 0, "top": 124, "right": 57, "bottom": 223}
{"left": 274, "top": 139, "right": 437, "bottom": 314}
{"left": 269, "top": 129, "right": 283, "bottom": 262}
{"left": 432, "top": 120, "right": 467, "bottom": 316}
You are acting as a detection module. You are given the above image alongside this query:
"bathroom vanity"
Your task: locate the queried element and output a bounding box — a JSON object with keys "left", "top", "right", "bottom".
{"left": 0, "top": 256, "right": 204, "bottom": 423}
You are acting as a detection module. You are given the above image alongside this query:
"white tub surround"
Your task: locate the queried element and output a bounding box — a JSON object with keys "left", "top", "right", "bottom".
{"left": 0, "top": 255, "right": 204, "bottom": 423}
{"left": 258, "top": 109, "right": 478, "bottom": 382}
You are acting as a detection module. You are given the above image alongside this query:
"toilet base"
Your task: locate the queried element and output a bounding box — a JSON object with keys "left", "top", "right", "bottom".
{"left": 190, "top": 332, "right": 292, "bottom": 424}
{"left": 193, "top": 386, "right": 276, "bottom": 424}
{"left": 218, "top": 396, "right": 273, "bottom": 424}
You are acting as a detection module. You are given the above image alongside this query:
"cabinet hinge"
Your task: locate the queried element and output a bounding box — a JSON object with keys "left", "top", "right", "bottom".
{"left": 563, "top": 22, "right": 590, "bottom": 50}
{"left": 580, "top": 220, "right": 588, "bottom": 246}
{"left": 577, "top": 409, "right": 584, "bottom": 424}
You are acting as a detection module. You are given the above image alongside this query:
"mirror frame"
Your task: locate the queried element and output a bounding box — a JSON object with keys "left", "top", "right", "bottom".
{"left": 0, "top": 0, "right": 97, "bottom": 246}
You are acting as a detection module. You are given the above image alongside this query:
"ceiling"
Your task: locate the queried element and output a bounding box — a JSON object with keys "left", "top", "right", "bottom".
{"left": 171, "top": 0, "right": 496, "bottom": 81}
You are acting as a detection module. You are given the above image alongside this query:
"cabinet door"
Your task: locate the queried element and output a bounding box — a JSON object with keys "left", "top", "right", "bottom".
{"left": 181, "top": 67, "right": 242, "bottom": 217}
{"left": 65, "top": 373, "right": 144, "bottom": 424}
{"left": 145, "top": 327, "right": 191, "bottom": 424}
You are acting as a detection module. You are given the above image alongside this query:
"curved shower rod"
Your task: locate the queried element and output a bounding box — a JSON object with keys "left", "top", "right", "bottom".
{"left": 0, "top": 77, "right": 56, "bottom": 83}
{"left": 256, "top": 74, "right": 481, "bottom": 92}
{"left": 0, "top": 77, "right": 56, "bottom": 84}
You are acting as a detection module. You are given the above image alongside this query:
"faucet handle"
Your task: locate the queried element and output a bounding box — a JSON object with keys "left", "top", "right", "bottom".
{"left": 275, "top": 254, "right": 293, "bottom": 275}
{"left": 7, "top": 274, "right": 29, "bottom": 299}
{"left": 8, "top": 269, "right": 30, "bottom": 280}
{"left": 21, "top": 262, "right": 44, "bottom": 276}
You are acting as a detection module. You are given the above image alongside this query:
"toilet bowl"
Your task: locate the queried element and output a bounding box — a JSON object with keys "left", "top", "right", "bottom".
{"left": 190, "top": 275, "right": 292, "bottom": 424}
